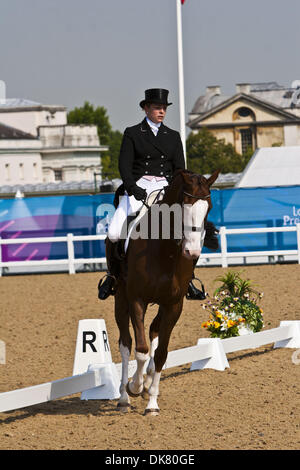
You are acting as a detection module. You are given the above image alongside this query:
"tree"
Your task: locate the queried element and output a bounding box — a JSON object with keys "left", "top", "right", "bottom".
{"left": 67, "top": 101, "right": 112, "bottom": 145}
{"left": 101, "top": 129, "right": 123, "bottom": 179}
{"left": 186, "top": 128, "right": 252, "bottom": 174}
{"left": 67, "top": 101, "right": 121, "bottom": 179}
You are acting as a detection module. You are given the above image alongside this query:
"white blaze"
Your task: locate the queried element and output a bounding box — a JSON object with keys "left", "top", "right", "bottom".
{"left": 183, "top": 200, "right": 208, "bottom": 257}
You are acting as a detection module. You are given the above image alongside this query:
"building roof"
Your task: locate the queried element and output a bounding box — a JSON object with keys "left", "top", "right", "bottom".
{"left": 236, "top": 146, "right": 300, "bottom": 188}
{"left": 0, "top": 122, "right": 36, "bottom": 139}
{"left": 0, "top": 179, "right": 123, "bottom": 197}
{"left": 0, "top": 98, "right": 66, "bottom": 112}
{"left": 0, "top": 173, "right": 241, "bottom": 198}
{"left": 190, "top": 93, "right": 230, "bottom": 115}
{"left": 188, "top": 92, "right": 299, "bottom": 129}
{"left": 0, "top": 98, "right": 42, "bottom": 108}
{"left": 189, "top": 81, "right": 300, "bottom": 119}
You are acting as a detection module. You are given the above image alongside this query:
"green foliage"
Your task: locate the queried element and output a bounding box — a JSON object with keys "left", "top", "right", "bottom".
{"left": 214, "top": 270, "right": 258, "bottom": 298}
{"left": 67, "top": 101, "right": 112, "bottom": 145}
{"left": 201, "top": 270, "right": 264, "bottom": 338}
{"left": 102, "top": 130, "right": 123, "bottom": 179}
{"left": 186, "top": 128, "right": 252, "bottom": 174}
{"left": 67, "top": 101, "right": 121, "bottom": 179}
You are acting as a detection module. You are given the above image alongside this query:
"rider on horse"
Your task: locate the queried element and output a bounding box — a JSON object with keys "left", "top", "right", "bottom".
{"left": 98, "top": 88, "right": 206, "bottom": 300}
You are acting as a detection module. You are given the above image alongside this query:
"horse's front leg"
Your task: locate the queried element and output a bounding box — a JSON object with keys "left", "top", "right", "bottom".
{"left": 145, "top": 300, "right": 183, "bottom": 416}
{"left": 118, "top": 342, "right": 131, "bottom": 410}
{"left": 143, "top": 307, "right": 162, "bottom": 394}
{"left": 115, "top": 282, "right": 132, "bottom": 411}
{"left": 127, "top": 299, "right": 149, "bottom": 397}
{"left": 143, "top": 337, "right": 158, "bottom": 394}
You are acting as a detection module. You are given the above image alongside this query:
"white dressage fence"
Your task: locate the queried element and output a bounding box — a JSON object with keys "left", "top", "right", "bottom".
{"left": 0, "top": 319, "right": 299, "bottom": 413}
{"left": 0, "top": 233, "right": 107, "bottom": 276}
{"left": 218, "top": 224, "right": 300, "bottom": 268}
{"left": 0, "top": 223, "right": 300, "bottom": 275}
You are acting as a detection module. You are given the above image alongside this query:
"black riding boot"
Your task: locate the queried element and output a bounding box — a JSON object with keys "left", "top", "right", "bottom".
{"left": 98, "top": 239, "right": 121, "bottom": 300}
{"left": 186, "top": 258, "right": 207, "bottom": 300}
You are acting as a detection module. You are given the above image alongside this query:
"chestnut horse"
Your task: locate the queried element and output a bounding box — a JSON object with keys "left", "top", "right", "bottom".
{"left": 113, "top": 169, "right": 219, "bottom": 415}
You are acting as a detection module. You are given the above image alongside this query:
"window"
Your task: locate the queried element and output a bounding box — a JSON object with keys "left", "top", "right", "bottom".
{"left": 240, "top": 128, "right": 253, "bottom": 154}
{"left": 5, "top": 163, "right": 10, "bottom": 181}
{"left": 238, "top": 107, "right": 251, "bottom": 118}
{"left": 33, "top": 162, "right": 38, "bottom": 179}
{"left": 54, "top": 169, "right": 63, "bottom": 181}
{"left": 19, "top": 163, "right": 24, "bottom": 180}
{"left": 233, "top": 107, "right": 255, "bottom": 121}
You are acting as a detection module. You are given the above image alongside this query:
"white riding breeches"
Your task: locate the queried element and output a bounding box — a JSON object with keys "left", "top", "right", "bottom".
{"left": 107, "top": 176, "right": 169, "bottom": 243}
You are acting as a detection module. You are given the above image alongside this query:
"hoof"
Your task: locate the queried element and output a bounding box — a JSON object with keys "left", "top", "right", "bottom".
{"left": 126, "top": 381, "right": 142, "bottom": 398}
{"left": 117, "top": 403, "right": 131, "bottom": 413}
{"left": 144, "top": 408, "right": 160, "bottom": 416}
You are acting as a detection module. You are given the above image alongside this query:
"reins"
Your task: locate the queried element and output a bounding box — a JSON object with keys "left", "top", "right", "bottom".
{"left": 139, "top": 183, "right": 211, "bottom": 239}
{"left": 141, "top": 188, "right": 165, "bottom": 210}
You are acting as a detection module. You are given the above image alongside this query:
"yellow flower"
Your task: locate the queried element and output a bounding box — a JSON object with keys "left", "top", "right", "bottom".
{"left": 259, "top": 308, "right": 263, "bottom": 314}
{"left": 216, "top": 312, "right": 222, "bottom": 319}
{"left": 214, "top": 321, "right": 221, "bottom": 328}
{"left": 227, "top": 320, "right": 236, "bottom": 328}
{"left": 201, "top": 322, "right": 208, "bottom": 328}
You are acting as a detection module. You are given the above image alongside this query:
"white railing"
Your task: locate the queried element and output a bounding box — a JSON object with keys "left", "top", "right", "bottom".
{"left": 0, "top": 233, "right": 107, "bottom": 276}
{"left": 218, "top": 224, "right": 300, "bottom": 267}
{"left": 0, "top": 224, "right": 299, "bottom": 275}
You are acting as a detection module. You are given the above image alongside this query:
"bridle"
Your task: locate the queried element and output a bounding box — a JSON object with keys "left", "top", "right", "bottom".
{"left": 140, "top": 184, "right": 211, "bottom": 237}
{"left": 182, "top": 190, "right": 211, "bottom": 234}
{"left": 183, "top": 191, "right": 211, "bottom": 200}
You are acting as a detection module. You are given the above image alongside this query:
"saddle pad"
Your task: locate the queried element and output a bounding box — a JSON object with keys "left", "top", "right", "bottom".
{"left": 124, "top": 189, "right": 165, "bottom": 253}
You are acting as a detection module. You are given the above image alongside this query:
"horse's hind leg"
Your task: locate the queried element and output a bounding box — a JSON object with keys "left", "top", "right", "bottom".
{"left": 143, "top": 306, "right": 162, "bottom": 394}
{"left": 115, "top": 282, "right": 132, "bottom": 411}
{"left": 145, "top": 300, "right": 183, "bottom": 416}
{"left": 127, "top": 299, "right": 149, "bottom": 397}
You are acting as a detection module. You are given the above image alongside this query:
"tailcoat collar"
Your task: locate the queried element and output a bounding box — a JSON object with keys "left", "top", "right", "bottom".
{"left": 140, "top": 118, "right": 168, "bottom": 154}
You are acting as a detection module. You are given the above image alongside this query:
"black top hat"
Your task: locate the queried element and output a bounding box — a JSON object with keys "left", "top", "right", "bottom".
{"left": 139, "top": 88, "right": 172, "bottom": 109}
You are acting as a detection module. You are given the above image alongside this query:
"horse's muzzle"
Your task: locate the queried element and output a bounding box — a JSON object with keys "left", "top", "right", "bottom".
{"left": 182, "top": 247, "right": 201, "bottom": 260}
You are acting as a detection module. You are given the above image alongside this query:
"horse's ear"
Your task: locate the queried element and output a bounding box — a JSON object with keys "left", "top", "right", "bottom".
{"left": 206, "top": 169, "right": 220, "bottom": 187}
{"left": 171, "top": 169, "right": 189, "bottom": 184}
{"left": 173, "top": 169, "right": 186, "bottom": 179}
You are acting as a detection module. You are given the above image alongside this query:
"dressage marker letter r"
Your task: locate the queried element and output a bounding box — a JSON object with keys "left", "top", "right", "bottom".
{"left": 102, "top": 330, "right": 110, "bottom": 352}
{"left": 82, "top": 331, "right": 97, "bottom": 353}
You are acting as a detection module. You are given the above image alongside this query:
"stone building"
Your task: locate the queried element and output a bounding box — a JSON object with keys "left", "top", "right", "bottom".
{"left": 188, "top": 81, "right": 300, "bottom": 155}
{"left": 0, "top": 91, "right": 108, "bottom": 194}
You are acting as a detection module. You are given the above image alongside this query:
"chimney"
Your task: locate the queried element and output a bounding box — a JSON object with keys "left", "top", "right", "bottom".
{"left": 0, "top": 80, "right": 6, "bottom": 103}
{"left": 206, "top": 85, "right": 221, "bottom": 95}
{"left": 236, "top": 83, "right": 251, "bottom": 94}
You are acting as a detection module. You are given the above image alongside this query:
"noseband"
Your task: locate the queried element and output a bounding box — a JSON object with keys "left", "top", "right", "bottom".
{"left": 182, "top": 191, "right": 211, "bottom": 235}
{"left": 183, "top": 191, "right": 211, "bottom": 200}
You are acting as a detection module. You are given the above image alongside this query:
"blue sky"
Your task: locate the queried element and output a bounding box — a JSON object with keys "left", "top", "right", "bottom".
{"left": 1, "top": 0, "right": 300, "bottom": 136}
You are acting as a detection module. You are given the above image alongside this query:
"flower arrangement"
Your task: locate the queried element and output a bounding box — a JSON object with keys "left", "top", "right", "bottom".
{"left": 201, "top": 270, "right": 264, "bottom": 339}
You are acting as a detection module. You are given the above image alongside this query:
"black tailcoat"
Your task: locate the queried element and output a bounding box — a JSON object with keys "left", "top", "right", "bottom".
{"left": 118, "top": 118, "right": 185, "bottom": 194}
